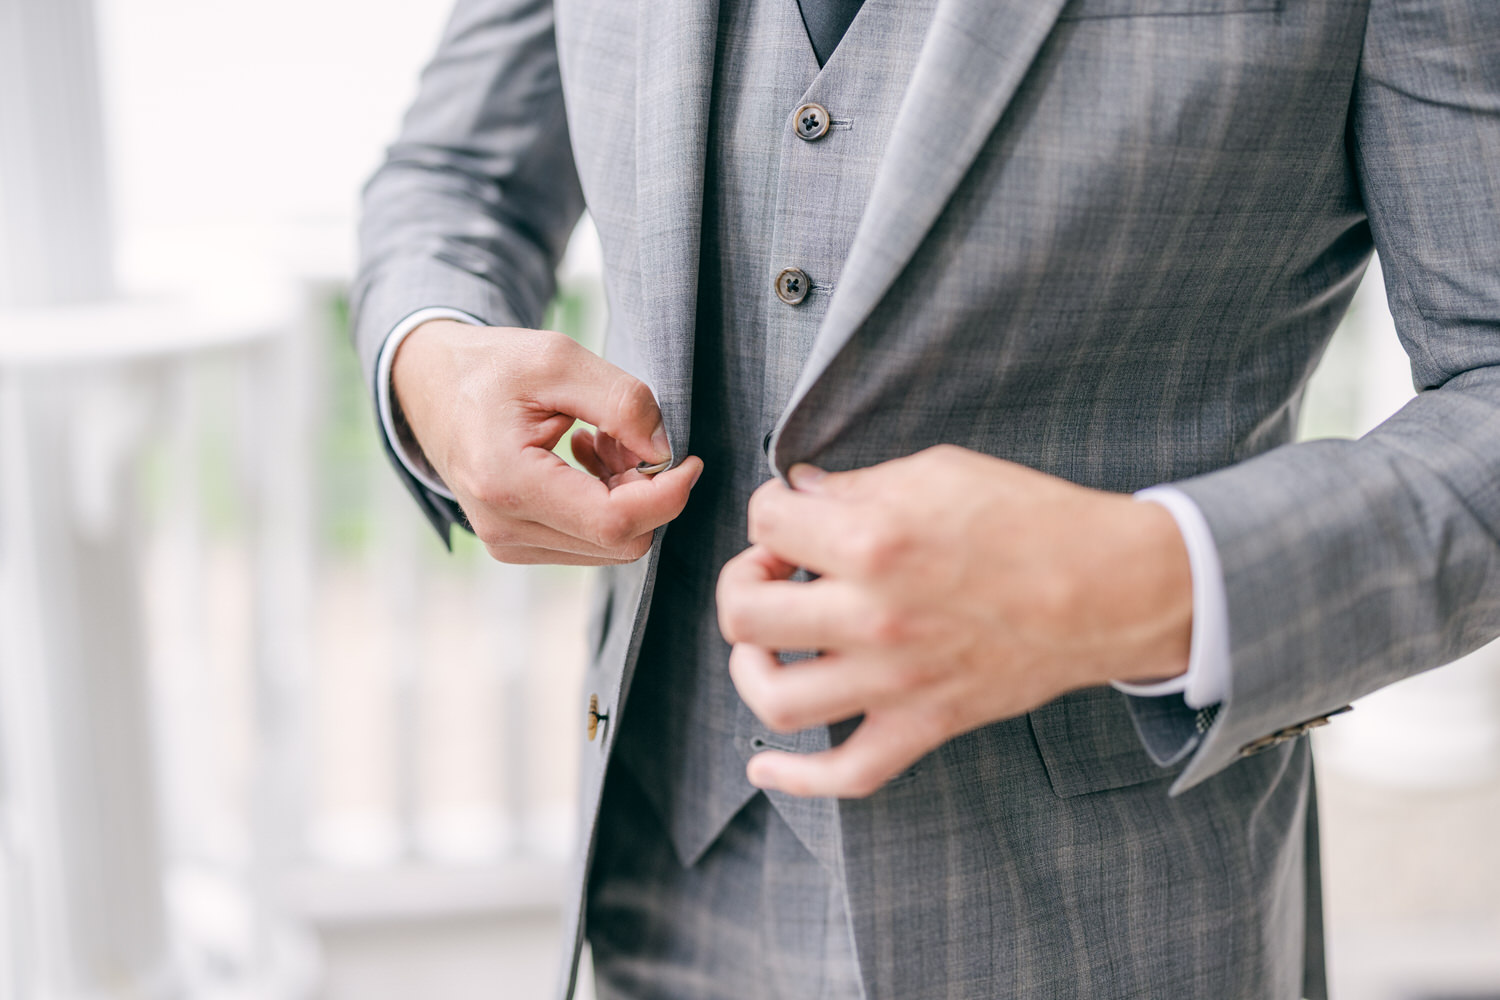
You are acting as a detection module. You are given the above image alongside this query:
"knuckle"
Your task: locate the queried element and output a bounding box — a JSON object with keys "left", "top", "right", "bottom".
{"left": 483, "top": 542, "right": 517, "bottom": 564}
{"left": 601, "top": 376, "right": 657, "bottom": 439}
{"left": 619, "top": 380, "right": 659, "bottom": 427}
{"left": 887, "top": 661, "right": 927, "bottom": 696}
{"left": 845, "top": 763, "right": 887, "bottom": 799}
{"left": 745, "top": 492, "right": 773, "bottom": 538}
{"left": 917, "top": 443, "right": 964, "bottom": 470}
{"left": 714, "top": 579, "right": 734, "bottom": 634}
{"left": 925, "top": 699, "right": 968, "bottom": 739}
{"left": 762, "top": 704, "right": 801, "bottom": 735}
{"left": 727, "top": 650, "right": 798, "bottom": 732}
{"left": 531, "top": 332, "right": 573, "bottom": 380}
{"left": 621, "top": 534, "right": 654, "bottom": 562}
{"left": 591, "top": 508, "right": 636, "bottom": 549}
{"left": 841, "top": 529, "right": 882, "bottom": 575}
{"left": 478, "top": 524, "right": 518, "bottom": 549}
{"left": 753, "top": 687, "right": 799, "bottom": 733}
{"left": 1032, "top": 573, "right": 1078, "bottom": 625}
{"left": 718, "top": 596, "right": 752, "bottom": 644}
{"left": 748, "top": 478, "right": 783, "bottom": 512}
{"left": 467, "top": 472, "right": 522, "bottom": 514}
{"left": 727, "top": 645, "right": 762, "bottom": 698}
{"left": 844, "top": 519, "right": 904, "bottom": 575}
{"left": 471, "top": 514, "right": 513, "bottom": 550}
{"left": 866, "top": 606, "right": 910, "bottom": 646}
{"left": 725, "top": 642, "right": 748, "bottom": 681}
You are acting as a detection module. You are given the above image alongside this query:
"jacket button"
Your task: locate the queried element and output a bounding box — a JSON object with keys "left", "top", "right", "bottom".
{"left": 793, "top": 102, "right": 830, "bottom": 141}
{"left": 775, "top": 267, "right": 809, "bottom": 305}
{"left": 1237, "top": 705, "right": 1353, "bottom": 757}
{"left": 587, "top": 693, "right": 608, "bottom": 742}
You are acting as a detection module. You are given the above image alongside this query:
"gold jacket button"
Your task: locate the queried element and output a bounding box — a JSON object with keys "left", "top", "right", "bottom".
{"left": 1238, "top": 706, "right": 1353, "bottom": 757}
{"left": 587, "top": 694, "right": 608, "bottom": 742}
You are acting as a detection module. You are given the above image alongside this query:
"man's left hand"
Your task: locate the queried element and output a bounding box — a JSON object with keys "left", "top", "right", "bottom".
{"left": 716, "top": 445, "right": 1193, "bottom": 798}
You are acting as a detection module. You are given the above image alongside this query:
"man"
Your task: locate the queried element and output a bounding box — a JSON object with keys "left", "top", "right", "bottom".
{"left": 351, "top": 0, "right": 1500, "bottom": 996}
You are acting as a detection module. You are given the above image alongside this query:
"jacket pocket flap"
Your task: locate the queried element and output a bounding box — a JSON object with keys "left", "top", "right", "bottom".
{"left": 1029, "top": 686, "right": 1183, "bottom": 797}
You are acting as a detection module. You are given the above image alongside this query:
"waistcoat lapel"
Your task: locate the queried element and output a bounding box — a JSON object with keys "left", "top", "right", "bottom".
{"left": 634, "top": 0, "right": 721, "bottom": 457}
{"left": 771, "top": 0, "right": 1072, "bottom": 469}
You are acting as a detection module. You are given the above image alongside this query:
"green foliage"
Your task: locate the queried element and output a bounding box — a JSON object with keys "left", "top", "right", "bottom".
{"left": 135, "top": 275, "right": 604, "bottom": 563}
{"left": 320, "top": 293, "right": 384, "bottom": 554}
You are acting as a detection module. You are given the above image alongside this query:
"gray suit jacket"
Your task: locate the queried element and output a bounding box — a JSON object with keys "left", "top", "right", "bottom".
{"left": 352, "top": 0, "right": 1500, "bottom": 996}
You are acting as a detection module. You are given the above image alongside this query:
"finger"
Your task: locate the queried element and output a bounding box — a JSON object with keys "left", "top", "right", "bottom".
{"left": 522, "top": 450, "right": 704, "bottom": 549}
{"left": 595, "top": 431, "right": 646, "bottom": 477}
{"left": 531, "top": 338, "right": 671, "bottom": 464}
{"left": 746, "top": 481, "right": 871, "bottom": 576}
{"left": 728, "top": 644, "right": 882, "bottom": 734}
{"left": 745, "top": 710, "right": 941, "bottom": 799}
{"left": 720, "top": 541, "right": 800, "bottom": 581}
{"left": 715, "top": 545, "right": 795, "bottom": 638}
{"left": 787, "top": 462, "right": 877, "bottom": 498}
{"left": 717, "top": 564, "right": 878, "bottom": 649}
{"left": 484, "top": 543, "right": 648, "bottom": 566}
{"left": 470, "top": 509, "right": 653, "bottom": 560}
{"left": 569, "top": 427, "right": 612, "bottom": 481}
{"left": 604, "top": 466, "right": 656, "bottom": 490}
{"left": 574, "top": 428, "right": 657, "bottom": 488}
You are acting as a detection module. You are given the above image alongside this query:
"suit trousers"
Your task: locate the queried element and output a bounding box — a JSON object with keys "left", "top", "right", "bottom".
{"left": 587, "top": 764, "right": 865, "bottom": 1000}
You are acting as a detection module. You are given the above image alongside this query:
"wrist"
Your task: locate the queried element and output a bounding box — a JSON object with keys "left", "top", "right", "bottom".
{"left": 391, "top": 318, "right": 463, "bottom": 401}
{"left": 1100, "top": 497, "right": 1193, "bottom": 688}
{"left": 390, "top": 318, "right": 468, "bottom": 475}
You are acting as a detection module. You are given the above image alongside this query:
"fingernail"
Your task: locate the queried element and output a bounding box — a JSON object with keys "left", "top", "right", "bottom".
{"left": 788, "top": 464, "right": 827, "bottom": 491}
{"left": 650, "top": 423, "right": 671, "bottom": 462}
{"left": 689, "top": 461, "right": 704, "bottom": 488}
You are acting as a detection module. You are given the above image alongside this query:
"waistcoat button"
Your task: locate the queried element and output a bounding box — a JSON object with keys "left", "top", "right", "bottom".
{"left": 775, "top": 267, "right": 809, "bottom": 305}
{"left": 793, "top": 102, "right": 830, "bottom": 141}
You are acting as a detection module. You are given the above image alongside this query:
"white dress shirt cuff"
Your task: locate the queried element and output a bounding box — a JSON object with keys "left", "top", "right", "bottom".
{"left": 1111, "top": 486, "right": 1231, "bottom": 710}
{"left": 375, "top": 307, "right": 486, "bottom": 502}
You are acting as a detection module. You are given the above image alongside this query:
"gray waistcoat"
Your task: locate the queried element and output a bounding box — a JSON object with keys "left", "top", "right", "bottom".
{"left": 613, "top": 0, "right": 936, "bottom": 870}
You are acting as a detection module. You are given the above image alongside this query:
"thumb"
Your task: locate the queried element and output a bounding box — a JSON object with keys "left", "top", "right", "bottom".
{"left": 787, "top": 464, "right": 828, "bottom": 491}
{"left": 535, "top": 337, "right": 671, "bottom": 465}
{"left": 789, "top": 462, "right": 869, "bottom": 496}
{"left": 788, "top": 462, "right": 880, "bottom": 499}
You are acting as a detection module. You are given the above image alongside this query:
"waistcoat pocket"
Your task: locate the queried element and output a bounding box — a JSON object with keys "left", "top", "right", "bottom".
{"left": 1059, "top": 0, "right": 1282, "bottom": 19}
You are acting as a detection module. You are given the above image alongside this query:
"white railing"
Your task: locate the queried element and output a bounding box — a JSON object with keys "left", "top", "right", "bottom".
{"left": 0, "top": 264, "right": 604, "bottom": 998}
{"left": 0, "top": 292, "right": 293, "bottom": 1000}
{"left": 1, "top": 0, "right": 599, "bottom": 990}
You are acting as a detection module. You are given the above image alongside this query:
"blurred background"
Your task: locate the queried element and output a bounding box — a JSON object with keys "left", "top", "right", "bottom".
{"left": 0, "top": 1, "right": 1497, "bottom": 999}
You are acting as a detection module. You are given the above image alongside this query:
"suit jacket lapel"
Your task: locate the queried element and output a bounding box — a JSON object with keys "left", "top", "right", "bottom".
{"left": 635, "top": 0, "right": 720, "bottom": 458}
{"left": 772, "top": 0, "right": 1072, "bottom": 464}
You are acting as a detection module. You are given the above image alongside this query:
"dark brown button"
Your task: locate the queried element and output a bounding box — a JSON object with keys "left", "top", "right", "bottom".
{"left": 587, "top": 693, "right": 608, "bottom": 741}
{"left": 775, "top": 267, "right": 809, "bottom": 305}
{"left": 793, "top": 103, "right": 830, "bottom": 141}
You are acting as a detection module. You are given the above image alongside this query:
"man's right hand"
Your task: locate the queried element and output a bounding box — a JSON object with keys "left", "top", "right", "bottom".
{"left": 391, "top": 319, "right": 703, "bottom": 565}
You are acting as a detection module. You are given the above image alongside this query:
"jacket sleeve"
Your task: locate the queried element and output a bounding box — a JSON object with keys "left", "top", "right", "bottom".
{"left": 349, "top": 0, "right": 586, "bottom": 542}
{"left": 1134, "top": 0, "right": 1500, "bottom": 794}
